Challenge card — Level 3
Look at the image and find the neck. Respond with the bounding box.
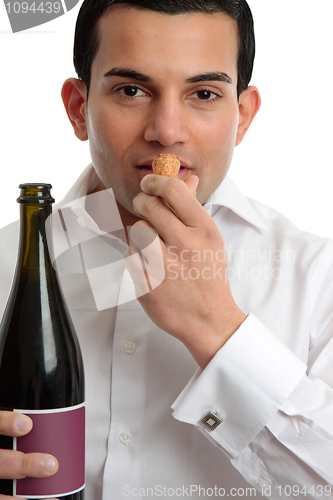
[115,200,144,228]
[90,177,144,229]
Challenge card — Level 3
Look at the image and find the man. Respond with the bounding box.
[0,1,332,499]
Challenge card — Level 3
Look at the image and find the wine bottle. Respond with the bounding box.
[0,184,85,499]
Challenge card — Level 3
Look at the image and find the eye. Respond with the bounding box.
[117,85,146,98]
[188,88,222,102]
[197,90,216,100]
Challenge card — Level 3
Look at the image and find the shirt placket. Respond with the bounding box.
[102,269,149,498]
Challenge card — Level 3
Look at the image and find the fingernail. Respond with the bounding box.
[17,416,30,432]
[133,197,139,213]
[140,175,150,190]
[45,457,57,472]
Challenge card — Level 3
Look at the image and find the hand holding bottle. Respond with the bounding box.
[0,410,59,499]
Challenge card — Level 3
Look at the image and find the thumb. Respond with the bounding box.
[184,175,199,196]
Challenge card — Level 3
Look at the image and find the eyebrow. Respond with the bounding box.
[103,67,232,85]
[186,72,232,85]
[103,67,153,82]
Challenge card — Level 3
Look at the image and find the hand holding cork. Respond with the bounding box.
[152,153,180,177]
[131,151,239,372]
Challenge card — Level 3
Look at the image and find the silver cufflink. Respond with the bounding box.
[200,411,223,431]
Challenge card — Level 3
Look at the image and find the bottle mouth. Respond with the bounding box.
[17,184,55,205]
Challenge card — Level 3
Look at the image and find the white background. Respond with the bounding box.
[0,1,332,238]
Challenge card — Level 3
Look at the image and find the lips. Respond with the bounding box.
[137,164,153,171]
[136,159,192,180]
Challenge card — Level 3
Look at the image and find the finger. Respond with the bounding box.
[0,412,32,437]
[133,191,184,243]
[129,223,158,252]
[0,449,58,480]
[184,175,199,196]
[139,174,204,227]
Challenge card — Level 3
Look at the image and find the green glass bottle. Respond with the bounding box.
[0,184,85,499]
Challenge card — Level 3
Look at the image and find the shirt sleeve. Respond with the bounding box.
[171,312,333,497]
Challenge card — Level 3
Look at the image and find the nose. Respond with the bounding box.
[143,96,191,147]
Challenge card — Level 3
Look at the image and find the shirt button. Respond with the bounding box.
[119,431,132,445]
[259,479,271,489]
[123,341,137,354]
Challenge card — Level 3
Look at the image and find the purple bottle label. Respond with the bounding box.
[13,403,85,499]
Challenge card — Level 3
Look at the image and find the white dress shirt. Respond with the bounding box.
[0,165,332,500]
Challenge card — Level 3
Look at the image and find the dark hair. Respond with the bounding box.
[73,0,255,98]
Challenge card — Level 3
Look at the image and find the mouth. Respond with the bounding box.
[136,162,192,181]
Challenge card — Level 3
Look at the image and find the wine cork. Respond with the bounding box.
[152,154,180,177]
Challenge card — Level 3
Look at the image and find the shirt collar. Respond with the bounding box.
[56,165,124,240]
[59,164,268,233]
[58,164,100,207]
[203,175,268,232]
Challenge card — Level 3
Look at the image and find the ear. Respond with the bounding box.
[61,78,88,141]
[235,86,261,146]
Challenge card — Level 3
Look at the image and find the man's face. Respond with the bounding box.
[84,4,244,215]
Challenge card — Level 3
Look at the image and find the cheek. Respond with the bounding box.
[88,105,141,166]
[202,113,238,170]
[195,113,238,203]
[87,114,129,181]
[87,109,115,155]
[209,109,238,146]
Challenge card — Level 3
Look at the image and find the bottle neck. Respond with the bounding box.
[17,204,55,280]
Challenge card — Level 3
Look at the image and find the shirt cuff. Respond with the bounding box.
[171,313,306,457]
